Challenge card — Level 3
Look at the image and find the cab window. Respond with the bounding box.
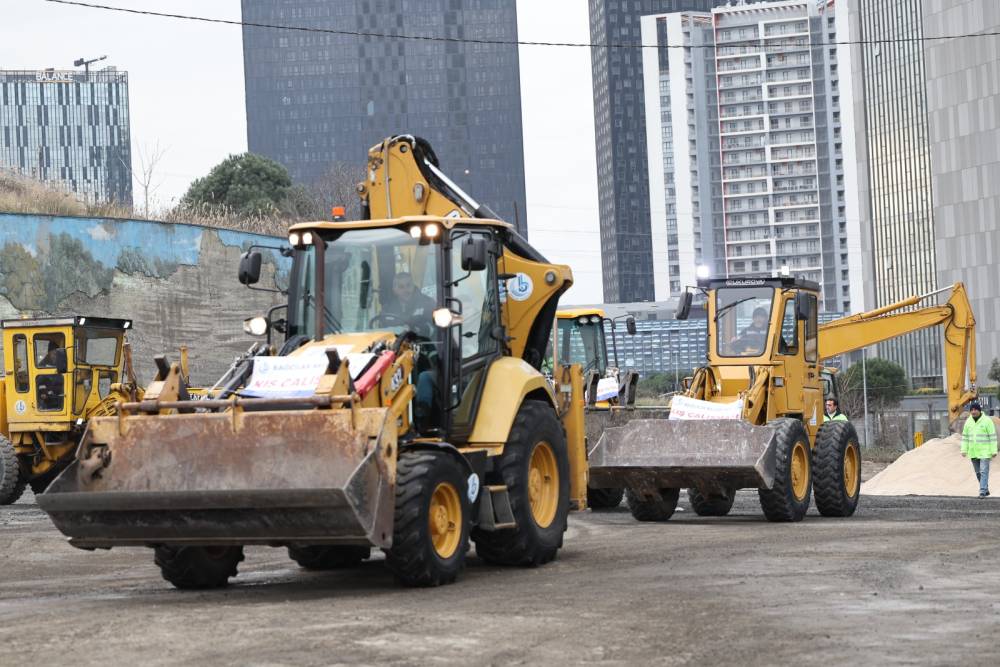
[778,299,798,355]
[33,332,65,369]
[803,294,818,362]
[75,329,120,366]
[12,334,29,393]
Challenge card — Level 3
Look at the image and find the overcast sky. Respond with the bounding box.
[0,0,603,302]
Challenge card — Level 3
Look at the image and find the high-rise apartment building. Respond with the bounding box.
[0,68,132,205]
[241,0,527,235]
[923,1,1000,383]
[641,0,864,313]
[589,0,726,304]
[848,0,940,387]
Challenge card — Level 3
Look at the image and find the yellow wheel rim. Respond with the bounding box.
[790,441,810,501]
[528,441,559,528]
[429,482,462,559]
[843,442,860,496]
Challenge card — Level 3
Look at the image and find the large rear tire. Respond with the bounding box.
[473,400,570,566]
[587,486,624,510]
[287,545,370,570]
[0,436,26,505]
[687,486,736,517]
[153,546,244,590]
[812,420,861,517]
[758,418,812,522]
[385,449,470,587]
[625,487,680,522]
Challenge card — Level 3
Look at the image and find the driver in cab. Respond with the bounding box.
[383,272,435,327]
[729,306,769,354]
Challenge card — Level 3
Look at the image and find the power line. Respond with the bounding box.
[42,0,1000,50]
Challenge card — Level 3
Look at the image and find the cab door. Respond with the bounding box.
[800,293,822,441]
[446,228,502,440]
[31,330,70,418]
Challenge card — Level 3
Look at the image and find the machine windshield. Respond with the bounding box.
[288,227,440,339]
[716,287,774,357]
[74,329,121,366]
[557,316,608,374]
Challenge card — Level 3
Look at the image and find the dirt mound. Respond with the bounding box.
[861,433,997,497]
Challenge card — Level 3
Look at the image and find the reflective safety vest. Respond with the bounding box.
[961,415,998,459]
[824,412,848,423]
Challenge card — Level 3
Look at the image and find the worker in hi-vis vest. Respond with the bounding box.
[824,398,848,423]
[961,401,997,498]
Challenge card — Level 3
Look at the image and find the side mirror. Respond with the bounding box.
[625,316,637,336]
[675,291,693,320]
[820,376,833,398]
[461,236,488,272]
[239,251,262,285]
[53,348,68,374]
[795,291,811,321]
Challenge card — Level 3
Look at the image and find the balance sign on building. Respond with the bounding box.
[641,0,864,313]
[0,69,132,206]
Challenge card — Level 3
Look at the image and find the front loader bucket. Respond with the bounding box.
[588,419,779,493]
[37,407,397,550]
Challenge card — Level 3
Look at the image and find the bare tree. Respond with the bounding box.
[132,142,168,218]
[283,161,365,221]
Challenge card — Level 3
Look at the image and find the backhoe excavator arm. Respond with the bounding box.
[818,283,977,421]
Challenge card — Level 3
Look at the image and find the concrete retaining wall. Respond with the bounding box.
[0,213,290,385]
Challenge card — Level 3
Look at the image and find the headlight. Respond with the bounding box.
[243,316,269,336]
[301,231,314,245]
[696,264,711,279]
[424,223,439,238]
[577,316,588,325]
[589,315,602,324]
[433,308,461,328]
[288,232,301,246]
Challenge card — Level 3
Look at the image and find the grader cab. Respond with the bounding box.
[38,214,589,589]
[0,317,137,504]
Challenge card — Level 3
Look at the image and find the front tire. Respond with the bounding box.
[687,486,736,517]
[153,546,244,589]
[0,436,26,505]
[287,545,370,570]
[385,449,470,587]
[473,400,570,566]
[587,486,624,510]
[812,420,861,517]
[625,487,680,522]
[758,418,812,522]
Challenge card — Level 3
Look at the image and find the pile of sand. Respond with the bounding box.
[861,433,998,497]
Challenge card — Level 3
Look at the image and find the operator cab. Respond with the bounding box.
[2,317,131,424]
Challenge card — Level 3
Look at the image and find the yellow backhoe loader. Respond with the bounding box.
[588,277,976,523]
[0,317,140,504]
[38,140,589,590]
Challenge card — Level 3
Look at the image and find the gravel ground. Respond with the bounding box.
[2,487,999,666]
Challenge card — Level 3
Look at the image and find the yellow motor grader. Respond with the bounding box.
[38,203,589,588]
[589,277,977,522]
[0,317,139,503]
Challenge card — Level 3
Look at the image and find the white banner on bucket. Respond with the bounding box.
[595,377,619,402]
[243,353,329,399]
[668,395,743,420]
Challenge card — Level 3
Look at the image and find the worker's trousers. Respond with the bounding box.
[972,458,991,496]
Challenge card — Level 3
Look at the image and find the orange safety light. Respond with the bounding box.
[331,205,346,220]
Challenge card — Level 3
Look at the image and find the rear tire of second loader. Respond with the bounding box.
[587,486,624,510]
[473,400,570,567]
[687,487,736,517]
[153,545,245,590]
[812,420,861,517]
[757,418,812,522]
[625,487,680,522]
[0,436,27,506]
[288,545,371,570]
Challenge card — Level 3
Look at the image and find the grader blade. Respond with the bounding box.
[37,405,397,549]
[587,419,779,493]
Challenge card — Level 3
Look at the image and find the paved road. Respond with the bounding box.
[2,489,999,666]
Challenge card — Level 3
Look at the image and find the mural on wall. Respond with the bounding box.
[0,213,291,385]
